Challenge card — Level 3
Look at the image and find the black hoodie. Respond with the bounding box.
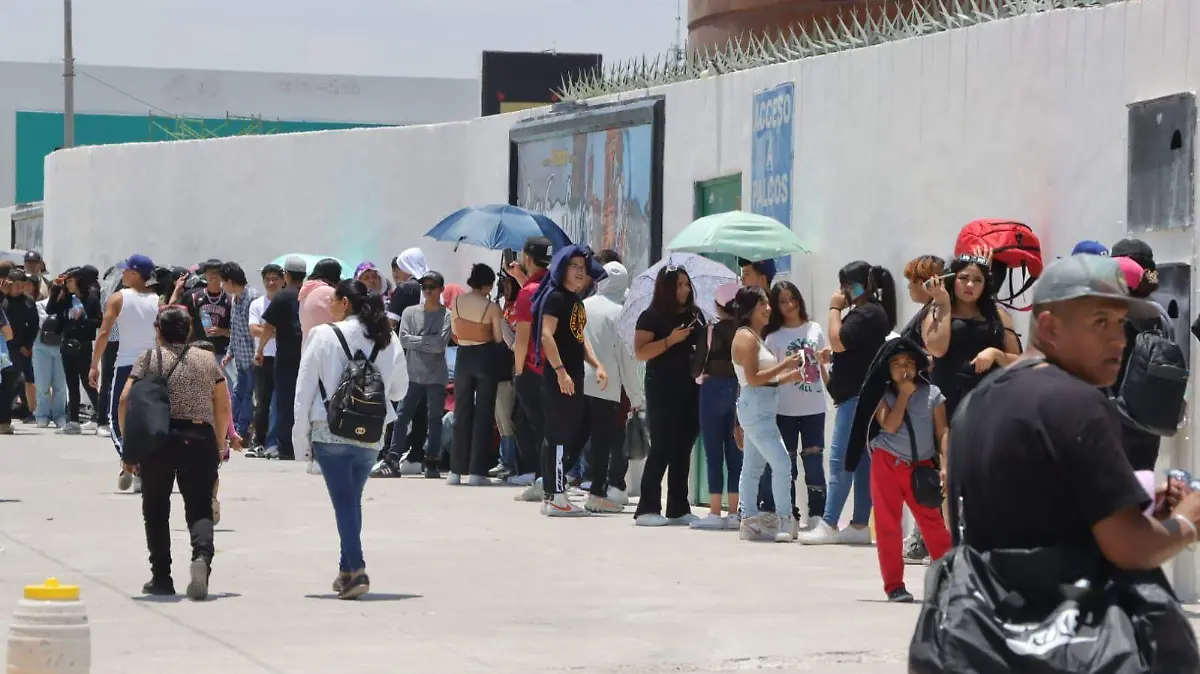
[46,283,103,344]
[845,336,932,472]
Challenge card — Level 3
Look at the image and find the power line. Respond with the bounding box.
[74,69,177,116]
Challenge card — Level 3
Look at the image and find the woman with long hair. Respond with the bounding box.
[800,261,896,546]
[688,283,742,530]
[448,263,505,485]
[730,286,803,542]
[762,281,829,532]
[49,265,103,434]
[633,265,704,526]
[119,306,230,599]
[921,252,1020,419]
[294,279,406,599]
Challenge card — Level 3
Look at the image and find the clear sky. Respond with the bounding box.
[0,0,683,79]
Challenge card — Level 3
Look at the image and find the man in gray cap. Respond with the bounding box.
[949,255,1200,574]
[257,255,306,460]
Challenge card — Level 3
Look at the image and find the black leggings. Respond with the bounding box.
[450,344,499,477]
[636,374,699,518]
[62,345,98,423]
[96,340,118,426]
[140,422,219,580]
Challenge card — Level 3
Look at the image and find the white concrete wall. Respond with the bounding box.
[43,0,1200,592]
[1,60,480,207]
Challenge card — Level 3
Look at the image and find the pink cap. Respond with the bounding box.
[715,282,739,309]
[1116,256,1145,290]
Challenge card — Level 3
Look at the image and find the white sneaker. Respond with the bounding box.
[739,513,773,541]
[507,472,536,487]
[81,420,98,434]
[244,446,262,458]
[805,515,823,531]
[117,469,133,492]
[445,473,462,486]
[725,512,742,530]
[305,461,322,475]
[798,519,842,545]
[467,475,492,486]
[97,425,111,438]
[689,513,727,530]
[775,516,796,543]
[635,513,670,527]
[398,460,424,476]
[668,512,699,526]
[838,525,872,546]
[35,419,50,429]
[579,480,592,491]
[606,487,629,506]
[57,422,82,435]
[515,478,544,502]
[132,476,143,493]
[544,493,590,517]
[584,495,623,513]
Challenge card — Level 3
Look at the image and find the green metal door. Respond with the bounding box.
[690,175,742,507]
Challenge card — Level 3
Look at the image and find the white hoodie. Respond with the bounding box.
[583,262,644,406]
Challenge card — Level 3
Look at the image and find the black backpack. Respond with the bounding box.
[122,346,190,464]
[1115,329,1188,437]
[319,325,388,443]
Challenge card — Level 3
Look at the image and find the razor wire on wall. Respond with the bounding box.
[558,0,1127,101]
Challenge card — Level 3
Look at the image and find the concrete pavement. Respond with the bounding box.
[1,425,1189,673]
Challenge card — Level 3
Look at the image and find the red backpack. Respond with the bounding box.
[954,219,1043,310]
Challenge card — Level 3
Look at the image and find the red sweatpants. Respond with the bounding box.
[869,450,952,594]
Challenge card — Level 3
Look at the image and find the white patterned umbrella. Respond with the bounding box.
[617,252,739,348]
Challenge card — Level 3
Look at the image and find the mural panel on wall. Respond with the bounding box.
[510,97,664,280]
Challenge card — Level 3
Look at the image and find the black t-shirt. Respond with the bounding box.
[263,286,302,362]
[388,280,421,334]
[636,307,703,382]
[184,288,232,354]
[955,364,1149,551]
[540,287,586,380]
[828,301,890,403]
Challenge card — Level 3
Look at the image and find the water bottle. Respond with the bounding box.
[6,578,91,674]
[201,312,213,331]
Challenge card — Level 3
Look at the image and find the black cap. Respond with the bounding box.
[419,271,445,289]
[1111,238,1155,271]
[24,251,42,263]
[523,236,552,267]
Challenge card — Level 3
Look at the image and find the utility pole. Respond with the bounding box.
[63,0,75,148]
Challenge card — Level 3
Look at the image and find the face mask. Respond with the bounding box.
[847,283,866,300]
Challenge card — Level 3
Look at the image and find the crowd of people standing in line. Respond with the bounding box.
[4,229,1190,604]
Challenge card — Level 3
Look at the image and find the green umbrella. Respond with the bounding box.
[667,211,809,261]
[269,253,352,276]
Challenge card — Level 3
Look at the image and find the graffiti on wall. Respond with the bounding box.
[515,124,654,277]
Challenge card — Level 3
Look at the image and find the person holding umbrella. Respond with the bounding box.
[633,264,706,527]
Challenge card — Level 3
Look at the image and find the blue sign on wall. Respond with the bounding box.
[750,82,795,274]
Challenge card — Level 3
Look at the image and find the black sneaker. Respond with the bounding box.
[338,572,370,600]
[423,464,441,479]
[142,577,176,596]
[887,587,915,603]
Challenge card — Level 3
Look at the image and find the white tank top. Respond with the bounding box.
[115,289,160,367]
[734,327,778,387]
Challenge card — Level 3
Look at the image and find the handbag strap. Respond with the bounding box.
[156,344,192,380]
[901,412,920,464]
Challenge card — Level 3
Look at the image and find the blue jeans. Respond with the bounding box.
[700,377,741,495]
[389,383,446,461]
[313,441,377,572]
[32,340,66,424]
[823,396,872,527]
[736,386,791,519]
[266,395,278,448]
[232,365,255,439]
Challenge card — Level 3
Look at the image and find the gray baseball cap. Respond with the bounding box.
[283,256,307,274]
[1032,254,1158,319]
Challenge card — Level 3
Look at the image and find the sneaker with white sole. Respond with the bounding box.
[515,478,544,502]
[97,425,111,438]
[838,525,872,545]
[584,495,623,513]
[544,494,590,517]
[798,519,842,545]
[507,472,536,487]
[132,476,143,493]
[668,512,699,526]
[775,516,796,543]
[81,420,98,434]
[739,513,773,541]
[446,473,462,486]
[57,422,82,435]
[244,446,262,458]
[35,419,50,429]
[606,487,629,506]
[725,512,742,530]
[467,475,492,486]
[398,460,424,476]
[186,559,210,600]
[689,513,727,530]
[117,469,133,492]
[635,513,670,527]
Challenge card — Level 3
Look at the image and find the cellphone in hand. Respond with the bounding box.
[923,273,955,288]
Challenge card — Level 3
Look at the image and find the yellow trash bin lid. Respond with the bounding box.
[24,578,80,601]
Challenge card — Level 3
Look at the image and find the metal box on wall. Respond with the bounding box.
[1127,93,1196,232]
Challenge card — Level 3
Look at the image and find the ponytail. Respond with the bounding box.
[335,279,391,351]
[870,266,897,329]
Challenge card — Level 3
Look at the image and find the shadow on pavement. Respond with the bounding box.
[133,592,242,603]
[304,593,421,602]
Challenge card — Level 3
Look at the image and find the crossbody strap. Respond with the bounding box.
[901,412,920,464]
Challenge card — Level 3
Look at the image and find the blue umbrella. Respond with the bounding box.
[425,204,571,252]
